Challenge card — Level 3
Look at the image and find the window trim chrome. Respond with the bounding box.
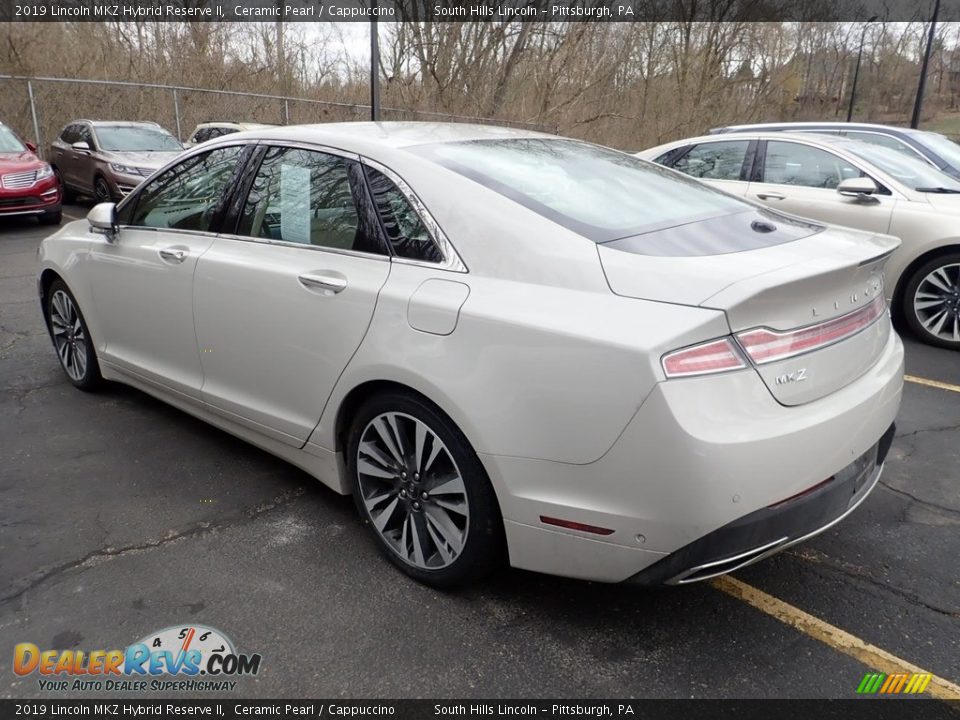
[360,156,468,274]
[211,231,391,262]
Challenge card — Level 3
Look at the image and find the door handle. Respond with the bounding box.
[159,248,187,263]
[756,191,786,201]
[298,272,347,295]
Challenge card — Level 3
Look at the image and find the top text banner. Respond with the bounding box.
[0,0,950,22]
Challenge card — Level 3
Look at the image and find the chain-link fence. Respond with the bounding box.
[0,75,553,159]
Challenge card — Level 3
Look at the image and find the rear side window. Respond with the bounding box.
[762,141,862,189]
[670,141,750,181]
[843,131,917,158]
[363,167,442,263]
[236,146,383,255]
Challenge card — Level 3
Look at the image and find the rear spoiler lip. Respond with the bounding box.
[859,248,896,267]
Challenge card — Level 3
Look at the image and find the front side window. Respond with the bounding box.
[363,166,442,263]
[124,145,243,231]
[762,141,861,189]
[670,141,750,181]
[96,125,182,152]
[60,124,79,144]
[76,125,94,149]
[236,146,381,254]
[839,139,960,192]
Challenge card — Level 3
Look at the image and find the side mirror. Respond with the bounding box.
[71,141,90,152]
[25,141,37,153]
[837,177,879,201]
[87,202,117,240]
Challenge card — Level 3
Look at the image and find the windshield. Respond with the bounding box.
[914,131,960,171]
[840,139,960,191]
[96,125,182,152]
[0,125,27,153]
[414,138,751,242]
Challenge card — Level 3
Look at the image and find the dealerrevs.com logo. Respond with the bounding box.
[13,624,262,692]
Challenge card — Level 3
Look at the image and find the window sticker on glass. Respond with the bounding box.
[280,163,311,244]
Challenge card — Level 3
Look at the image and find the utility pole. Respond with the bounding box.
[846,16,878,123]
[370,4,381,121]
[911,0,941,129]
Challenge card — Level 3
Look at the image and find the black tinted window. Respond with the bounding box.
[363,167,442,263]
[61,124,79,144]
[672,141,750,181]
[127,146,243,231]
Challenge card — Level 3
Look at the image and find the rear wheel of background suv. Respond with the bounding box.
[902,251,960,350]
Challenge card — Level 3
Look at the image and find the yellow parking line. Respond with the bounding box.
[711,575,960,701]
[905,375,960,394]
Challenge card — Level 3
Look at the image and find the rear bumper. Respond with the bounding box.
[627,423,894,585]
[483,328,904,583]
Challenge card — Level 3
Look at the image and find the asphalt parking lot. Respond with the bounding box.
[1,204,958,700]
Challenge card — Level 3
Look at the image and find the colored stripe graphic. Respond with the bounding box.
[857,672,933,694]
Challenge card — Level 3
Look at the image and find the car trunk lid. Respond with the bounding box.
[597,213,899,405]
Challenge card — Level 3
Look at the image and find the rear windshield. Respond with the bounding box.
[96,125,182,152]
[0,125,26,153]
[413,138,751,242]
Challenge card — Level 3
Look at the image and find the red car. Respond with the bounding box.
[0,122,61,225]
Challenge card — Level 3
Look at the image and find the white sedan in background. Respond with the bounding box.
[639,132,960,350]
[38,123,901,587]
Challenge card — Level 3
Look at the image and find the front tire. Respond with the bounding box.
[347,391,505,588]
[902,252,960,350]
[46,279,102,390]
[93,175,112,204]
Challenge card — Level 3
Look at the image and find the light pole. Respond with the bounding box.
[911,0,941,129]
[847,16,878,123]
[370,3,381,122]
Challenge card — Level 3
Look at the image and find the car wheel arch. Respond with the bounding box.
[893,242,960,319]
[39,268,65,327]
[332,378,504,498]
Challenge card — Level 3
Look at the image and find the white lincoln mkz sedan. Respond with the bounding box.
[38,123,903,587]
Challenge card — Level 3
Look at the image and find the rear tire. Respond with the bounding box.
[347,391,505,588]
[46,279,102,391]
[901,251,960,350]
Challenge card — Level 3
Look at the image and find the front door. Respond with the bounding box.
[193,144,392,446]
[87,145,247,397]
[747,139,895,235]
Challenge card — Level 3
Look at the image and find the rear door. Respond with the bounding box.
[193,143,392,447]
[658,139,754,197]
[51,124,79,188]
[747,139,894,234]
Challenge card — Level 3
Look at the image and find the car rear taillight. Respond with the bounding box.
[661,338,747,378]
[735,295,887,365]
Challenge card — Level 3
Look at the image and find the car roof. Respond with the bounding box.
[239,121,552,151]
[79,120,163,128]
[714,121,918,136]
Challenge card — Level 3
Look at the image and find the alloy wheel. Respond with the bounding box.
[94,177,111,203]
[356,412,469,570]
[49,289,88,382]
[913,262,960,343]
